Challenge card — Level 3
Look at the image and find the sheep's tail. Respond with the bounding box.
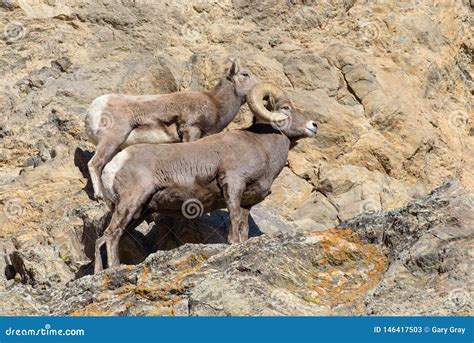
[101,149,130,211]
[101,183,119,211]
[85,94,111,145]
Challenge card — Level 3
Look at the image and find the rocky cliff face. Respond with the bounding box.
[0,0,472,315]
[1,181,472,316]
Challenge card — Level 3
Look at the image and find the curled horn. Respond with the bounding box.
[246,83,288,122]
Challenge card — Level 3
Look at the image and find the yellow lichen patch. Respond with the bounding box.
[69,303,114,316]
[303,228,388,313]
[313,229,366,266]
[134,265,151,297]
[302,294,324,304]
[174,253,208,270]
[187,253,207,266]
[133,253,204,316]
[115,284,134,296]
[101,272,110,290]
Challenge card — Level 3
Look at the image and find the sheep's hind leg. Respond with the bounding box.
[88,133,129,200]
[88,153,103,200]
[105,192,153,269]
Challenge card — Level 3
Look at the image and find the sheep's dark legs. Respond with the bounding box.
[104,211,132,268]
[94,236,106,273]
[227,204,250,244]
[102,192,152,270]
[238,207,251,243]
[94,208,151,273]
[222,180,246,244]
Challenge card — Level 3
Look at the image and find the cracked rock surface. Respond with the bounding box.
[0,0,472,315]
[1,181,471,316]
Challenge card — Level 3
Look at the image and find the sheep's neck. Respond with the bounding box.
[208,81,244,133]
[247,124,291,176]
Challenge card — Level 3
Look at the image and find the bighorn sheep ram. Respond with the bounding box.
[94,83,317,272]
[85,59,286,200]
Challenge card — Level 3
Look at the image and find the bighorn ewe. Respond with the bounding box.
[85,59,287,200]
[94,83,317,272]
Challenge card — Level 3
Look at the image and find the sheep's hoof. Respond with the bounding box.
[94,261,104,274]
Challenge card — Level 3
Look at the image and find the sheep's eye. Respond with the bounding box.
[281,106,291,111]
[242,72,250,78]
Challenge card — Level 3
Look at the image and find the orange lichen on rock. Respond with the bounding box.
[132,253,205,315]
[69,303,115,316]
[305,228,388,313]
[101,272,110,289]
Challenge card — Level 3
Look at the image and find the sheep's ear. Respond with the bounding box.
[228,58,241,76]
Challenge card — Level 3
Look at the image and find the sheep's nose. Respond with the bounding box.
[311,121,318,129]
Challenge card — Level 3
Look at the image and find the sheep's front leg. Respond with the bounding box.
[222,180,245,244]
[238,207,251,243]
[94,236,106,273]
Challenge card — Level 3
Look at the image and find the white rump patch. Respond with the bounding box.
[86,94,110,141]
[101,149,130,201]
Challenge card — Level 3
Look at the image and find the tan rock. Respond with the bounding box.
[0,0,472,316]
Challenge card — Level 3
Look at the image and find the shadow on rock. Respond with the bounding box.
[76,209,263,278]
[73,147,95,200]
